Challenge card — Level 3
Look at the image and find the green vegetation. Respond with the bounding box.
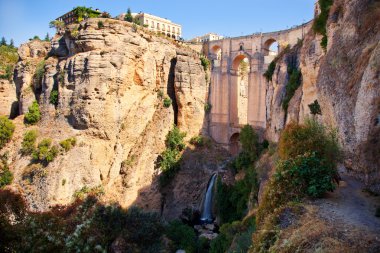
[313,0,334,50]
[59,137,77,152]
[263,61,276,82]
[44,33,51,42]
[308,99,322,116]
[124,8,133,22]
[189,135,210,148]
[210,218,255,253]
[73,6,101,22]
[73,185,104,199]
[21,130,38,155]
[97,20,104,29]
[166,220,197,252]
[34,60,46,84]
[24,101,41,125]
[157,90,164,99]
[0,42,18,80]
[0,154,13,188]
[32,138,59,165]
[204,103,212,113]
[159,126,186,187]
[282,68,302,112]
[0,116,15,150]
[0,192,165,252]
[215,125,260,224]
[163,97,172,108]
[200,56,210,71]
[49,90,59,106]
[49,20,65,30]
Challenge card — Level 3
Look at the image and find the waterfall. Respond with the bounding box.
[200,174,217,223]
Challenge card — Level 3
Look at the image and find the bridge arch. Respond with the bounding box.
[229,132,240,155]
[263,38,279,56]
[211,45,222,60]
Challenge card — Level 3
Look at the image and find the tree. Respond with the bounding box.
[0,37,6,46]
[308,100,322,116]
[44,33,50,42]
[9,39,14,48]
[49,20,65,30]
[0,116,15,149]
[125,8,133,22]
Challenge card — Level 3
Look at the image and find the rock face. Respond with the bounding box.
[0,80,17,118]
[5,19,210,212]
[266,0,380,192]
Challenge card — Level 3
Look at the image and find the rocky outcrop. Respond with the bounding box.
[0,80,17,118]
[4,18,210,211]
[266,0,380,192]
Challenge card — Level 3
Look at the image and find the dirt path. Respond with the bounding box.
[316,171,380,235]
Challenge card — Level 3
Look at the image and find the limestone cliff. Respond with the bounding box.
[266,0,380,192]
[2,18,210,212]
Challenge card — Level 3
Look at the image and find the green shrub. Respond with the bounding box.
[0,116,15,149]
[263,60,276,82]
[97,20,104,29]
[309,100,322,116]
[0,44,18,80]
[166,220,197,253]
[278,118,341,167]
[21,130,38,155]
[240,124,259,161]
[49,90,59,106]
[313,0,333,50]
[32,138,59,164]
[210,221,248,253]
[282,68,302,112]
[0,155,13,188]
[200,56,210,71]
[159,126,186,187]
[73,185,104,199]
[190,135,209,147]
[165,126,186,151]
[163,97,172,108]
[216,168,258,224]
[59,137,76,152]
[34,60,45,83]
[24,101,41,125]
[204,103,212,113]
[124,8,133,22]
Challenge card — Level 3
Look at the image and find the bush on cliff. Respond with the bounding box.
[313,0,333,50]
[0,155,13,188]
[24,101,41,125]
[282,68,302,112]
[159,126,186,187]
[21,130,38,155]
[32,138,59,165]
[0,116,15,150]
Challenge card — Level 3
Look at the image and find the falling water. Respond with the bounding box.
[200,174,217,223]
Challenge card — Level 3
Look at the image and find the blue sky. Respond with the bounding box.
[0,0,316,46]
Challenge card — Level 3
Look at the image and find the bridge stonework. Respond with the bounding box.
[206,22,313,153]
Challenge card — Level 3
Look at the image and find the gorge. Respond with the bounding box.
[0,0,379,252]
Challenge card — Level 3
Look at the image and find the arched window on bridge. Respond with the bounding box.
[263,38,279,56]
[211,45,222,60]
[232,54,250,126]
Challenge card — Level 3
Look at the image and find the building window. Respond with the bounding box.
[151,21,154,28]
[167,26,170,32]
[162,24,165,31]
[157,23,160,29]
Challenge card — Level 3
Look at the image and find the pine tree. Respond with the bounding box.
[10,39,14,48]
[0,37,6,46]
[44,33,50,42]
[125,8,133,22]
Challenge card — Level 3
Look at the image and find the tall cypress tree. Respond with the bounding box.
[125,8,133,22]
[0,37,6,46]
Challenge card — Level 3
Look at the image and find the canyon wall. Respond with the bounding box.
[2,18,211,212]
[266,0,380,192]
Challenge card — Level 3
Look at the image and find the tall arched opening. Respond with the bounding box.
[231,54,250,127]
[263,38,279,56]
[229,133,240,155]
[211,45,222,60]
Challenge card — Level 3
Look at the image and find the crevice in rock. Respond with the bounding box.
[167,58,178,125]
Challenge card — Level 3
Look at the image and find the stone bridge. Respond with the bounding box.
[205,21,313,154]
